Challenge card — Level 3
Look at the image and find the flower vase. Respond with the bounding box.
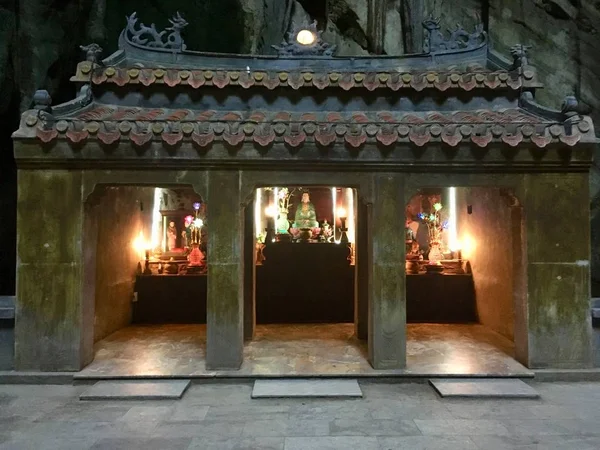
[276,210,290,234]
[428,242,444,262]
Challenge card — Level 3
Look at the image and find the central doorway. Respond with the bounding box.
[243,186,369,372]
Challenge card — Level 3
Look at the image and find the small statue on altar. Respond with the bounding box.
[293,191,319,229]
[320,219,332,242]
[167,221,177,250]
[183,215,193,249]
[181,230,188,249]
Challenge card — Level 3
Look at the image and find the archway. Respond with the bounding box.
[241,184,373,374]
[81,183,209,376]
[404,185,529,374]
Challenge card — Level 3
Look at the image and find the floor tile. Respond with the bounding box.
[77,323,531,377]
[89,437,191,450]
[284,436,379,450]
[378,436,478,450]
[188,437,284,450]
[329,418,421,436]
[414,419,510,436]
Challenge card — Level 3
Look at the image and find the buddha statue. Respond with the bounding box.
[293,191,319,229]
[167,221,177,251]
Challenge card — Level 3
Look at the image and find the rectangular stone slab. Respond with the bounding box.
[429,378,539,399]
[252,379,362,398]
[80,380,191,400]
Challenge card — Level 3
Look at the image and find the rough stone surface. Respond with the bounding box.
[252,379,363,398]
[457,188,515,341]
[429,378,540,399]
[524,173,593,368]
[206,171,244,370]
[369,173,406,370]
[15,170,86,371]
[92,186,154,343]
[2,382,600,449]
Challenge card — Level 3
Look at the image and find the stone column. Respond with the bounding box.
[355,200,369,340]
[523,172,593,368]
[206,170,244,370]
[368,173,406,369]
[15,170,88,371]
[243,201,256,340]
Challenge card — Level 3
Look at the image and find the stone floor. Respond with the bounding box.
[76,324,531,379]
[1,381,600,449]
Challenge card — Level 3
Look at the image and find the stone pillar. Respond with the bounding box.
[206,170,244,370]
[243,201,256,340]
[368,174,406,369]
[15,170,88,371]
[511,203,528,366]
[524,173,593,368]
[355,200,369,340]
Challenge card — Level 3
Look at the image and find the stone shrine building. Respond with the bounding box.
[10,13,597,375]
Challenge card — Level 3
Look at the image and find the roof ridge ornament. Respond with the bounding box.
[510,44,532,70]
[520,91,590,125]
[124,12,188,51]
[272,21,337,57]
[80,43,103,64]
[422,14,487,54]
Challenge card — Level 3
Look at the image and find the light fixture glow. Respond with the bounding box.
[332,187,337,241]
[255,188,262,238]
[132,231,150,258]
[265,204,277,217]
[346,188,355,243]
[337,207,347,219]
[151,188,162,250]
[448,187,458,251]
[296,29,316,46]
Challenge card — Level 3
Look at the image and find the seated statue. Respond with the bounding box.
[292,191,319,229]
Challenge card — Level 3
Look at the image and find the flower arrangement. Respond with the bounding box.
[417,202,448,246]
[264,187,298,212]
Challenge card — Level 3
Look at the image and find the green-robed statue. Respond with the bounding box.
[293,191,318,229]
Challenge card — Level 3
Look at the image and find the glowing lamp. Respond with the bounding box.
[265,204,277,217]
[296,29,316,46]
[132,231,147,254]
[337,207,349,244]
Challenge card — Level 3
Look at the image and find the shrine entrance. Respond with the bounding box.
[404,186,529,375]
[81,184,209,377]
[242,186,371,374]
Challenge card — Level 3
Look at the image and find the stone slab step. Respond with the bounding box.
[429,378,539,399]
[252,379,362,398]
[80,380,191,401]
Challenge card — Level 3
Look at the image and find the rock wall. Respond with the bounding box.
[1,0,599,294]
[93,186,154,343]
[457,187,516,341]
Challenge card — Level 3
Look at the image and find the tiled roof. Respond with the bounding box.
[72,63,536,91]
[22,106,591,148]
